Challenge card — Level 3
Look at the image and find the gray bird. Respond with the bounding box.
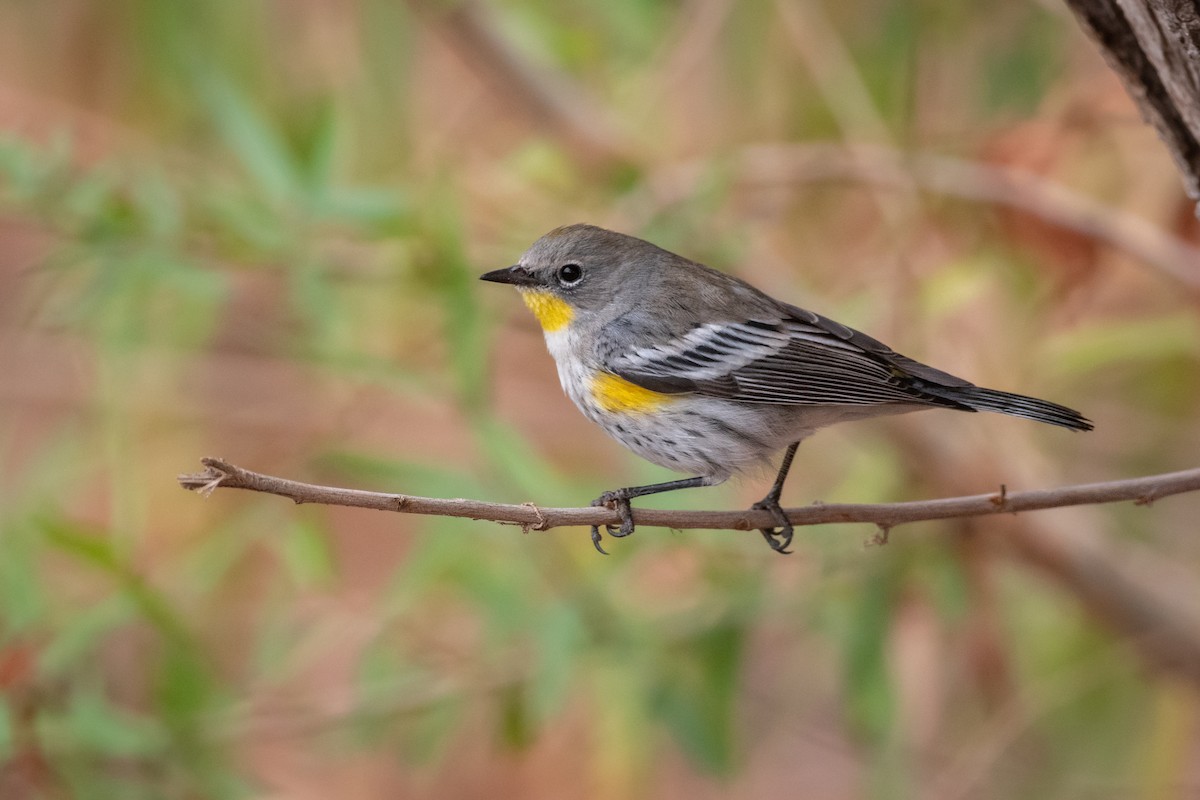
[481,224,1091,553]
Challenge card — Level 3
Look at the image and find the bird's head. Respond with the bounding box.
[480,224,670,332]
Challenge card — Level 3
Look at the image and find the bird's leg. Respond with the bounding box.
[590,476,711,555]
[752,442,800,555]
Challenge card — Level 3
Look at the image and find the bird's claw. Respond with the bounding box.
[590,525,609,555]
[590,491,635,554]
[752,495,794,555]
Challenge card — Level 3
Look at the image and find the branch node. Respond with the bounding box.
[866,524,892,548]
[990,483,1008,509]
[520,502,548,533]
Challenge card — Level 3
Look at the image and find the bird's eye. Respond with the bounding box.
[557,263,583,286]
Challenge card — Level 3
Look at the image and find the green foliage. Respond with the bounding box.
[650,621,744,774]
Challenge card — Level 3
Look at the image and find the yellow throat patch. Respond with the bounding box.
[519,289,573,332]
[590,373,674,414]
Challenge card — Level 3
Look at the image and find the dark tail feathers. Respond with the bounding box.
[951,386,1093,431]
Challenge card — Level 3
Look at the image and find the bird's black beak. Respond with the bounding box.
[479,265,538,287]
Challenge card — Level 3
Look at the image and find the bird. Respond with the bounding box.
[480,224,1092,554]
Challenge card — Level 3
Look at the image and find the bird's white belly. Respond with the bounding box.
[541,329,789,479]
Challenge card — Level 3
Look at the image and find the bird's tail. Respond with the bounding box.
[948,386,1093,431]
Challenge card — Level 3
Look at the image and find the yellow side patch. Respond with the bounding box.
[519,290,574,332]
[591,372,674,414]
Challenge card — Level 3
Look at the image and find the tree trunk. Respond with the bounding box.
[1065,0,1200,206]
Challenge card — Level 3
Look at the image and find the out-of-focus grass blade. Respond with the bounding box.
[396,694,462,765]
[918,259,995,321]
[1048,315,1200,374]
[843,560,898,742]
[179,508,272,598]
[289,255,342,355]
[426,199,489,412]
[155,645,217,730]
[353,643,464,764]
[474,416,580,501]
[203,189,291,254]
[129,167,184,243]
[280,519,337,589]
[982,8,1062,113]
[300,99,337,199]
[0,133,74,203]
[319,450,490,499]
[0,698,11,760]
[195,70,300,206]
[652,622,743,775]
[59,689,168,758]
[0,520,47,632]
[39,517,193,647]
[38,598,134,679]
[530,603,586,722]
[924,547,972,626]
[320,185,413,229]
[497,682,536,749]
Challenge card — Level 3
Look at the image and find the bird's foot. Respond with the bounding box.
[590,490,635,555]
[752,494,793,555]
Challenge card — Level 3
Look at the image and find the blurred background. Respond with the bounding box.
[1,1,1199,797]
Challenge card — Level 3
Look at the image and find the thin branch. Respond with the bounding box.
[409,0,633,167]
[635,142,1200,292]
[178,458,1200,533]
[740,143,1200,292]
[890,424,1200,687]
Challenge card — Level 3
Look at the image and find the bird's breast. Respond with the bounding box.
[540,327,674,416]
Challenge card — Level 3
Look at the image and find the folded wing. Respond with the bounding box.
[608,307,974,409]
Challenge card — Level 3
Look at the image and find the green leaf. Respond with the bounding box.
[320,185,412,228]
[155,644,217,727]
[473,416,579,500]
[397,694,462,765]
[652,622,743,774]
[1048,314,1200,374]
[318,450,489,499]
[300,99,338,195]
[497,682,536,749]
[196,70,299,205]
[530,604,586,721]
[63,690,168,758]
[427,200,489,411]
[39,518,193,646]
[843,562,897,742]
[280,519,336,589]
[0,520,47,631]
[38,598,134,679]
[0,698,12,760]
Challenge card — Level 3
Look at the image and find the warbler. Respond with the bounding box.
[481,224,1092,554]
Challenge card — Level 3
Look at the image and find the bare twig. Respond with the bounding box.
[741,143,1200,291]
[409,0,632,167]
[635,142,1200,291]
[179,458,1200,533]
[890,423,1200,688]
